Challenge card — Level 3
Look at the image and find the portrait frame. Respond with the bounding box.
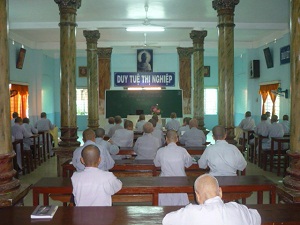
[204,66,210,77]
[78,66,88,77]
[137,49,153,72]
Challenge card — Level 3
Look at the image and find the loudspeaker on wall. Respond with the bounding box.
[250,60,260,78]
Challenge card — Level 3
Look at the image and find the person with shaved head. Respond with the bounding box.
[71,145,122,206]
[72,128,115,172]
[179,118,206,146]
[162,174,261,225]
[154,130,193,206]
[198,125,247,176]
[110,120,134,147]
[165,112,180,131]
[149,118,165,147]
[177,117,191,138]
[107,115,123,137]
[135,114,146,132]
[95,128,119,155]
[133,122,160,159]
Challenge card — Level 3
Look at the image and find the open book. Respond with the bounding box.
[31,205,58,219]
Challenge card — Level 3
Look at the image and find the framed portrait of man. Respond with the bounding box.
[137,49,153,72]
[78,66,88,77]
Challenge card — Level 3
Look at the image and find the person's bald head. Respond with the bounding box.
[143,122,153,133]
[80,145,101,167]
[212,125,226,140]
[124,120,133,130]
[95,128,105,138]
[189,119,198,128]
[82,128,96,142]
[166,130,178,144]
[194,174,222,204]
[148,118,157,128]
[271,115,278,123]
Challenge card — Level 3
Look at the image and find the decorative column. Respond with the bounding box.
[213,0,239,142]
[0,0,30,207]
[55,0,81,147]
[83,30,100,130]
[190,30,207,130]
[276,0,300,203]
[177,47,193,115]
[97,48,112,115]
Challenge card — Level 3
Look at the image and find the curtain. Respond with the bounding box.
[259,83,279,114]
[10,84,28,118]
[269,91,277,115]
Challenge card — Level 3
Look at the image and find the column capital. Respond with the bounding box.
[97,47,113,59]
[177,47,194,58]
[83,30,100,44]
[212,0,239,11]
[54,0,81,9]
[190,30,207,44]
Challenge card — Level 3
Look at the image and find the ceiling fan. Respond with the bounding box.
[126,4,165,32]
[270,87,289,98]
[131,33,161,49]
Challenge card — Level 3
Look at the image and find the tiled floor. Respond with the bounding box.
[19,132,284,206]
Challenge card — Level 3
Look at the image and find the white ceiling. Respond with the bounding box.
[8,0,290,56]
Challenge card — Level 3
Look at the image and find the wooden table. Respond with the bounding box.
[32,175,276,206]
[2,204,300,225]
[112,159,158,176]
[62,159,206,178]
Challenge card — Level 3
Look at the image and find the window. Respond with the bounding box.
[204,88,218,115]
[263,94,280,117]
[76,88,88,115]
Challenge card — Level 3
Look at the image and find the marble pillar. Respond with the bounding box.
[0,0,31,207]
[97,48,112,115]
[83,30,100,130]
[276,0,300,203]
[0,0,19,193]
[177,47,193,115]
[190,30,207,130]
[55,0,81,147]
[213,0,239,142]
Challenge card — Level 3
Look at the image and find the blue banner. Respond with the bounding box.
[114,72,175,87]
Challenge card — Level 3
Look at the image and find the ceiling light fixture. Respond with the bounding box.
[126,4,165,32]
[126,26,165,32]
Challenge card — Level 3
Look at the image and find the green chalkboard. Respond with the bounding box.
[105,90,183,118]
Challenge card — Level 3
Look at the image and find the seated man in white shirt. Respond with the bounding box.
[72,128,115,172]
[162,174,261,225]
[149,118,165,147]
[154,130,193,206]
[11,112,18,127]
[262,115,288,150]
[107,115,123,138]
[135,114,146,132]
[34,112,55,156]
[95,128,119,155]
[198,125,247,176]
[280,114,290,134]
[104,117,115,136]
[177,117,191,138]
[22,117,38,151]
[111,120,134,147]
[71,145,122,206]
[235,111,256,142]
[179,118,206,146]
[134,122,160,160]
[165,112,180,132]
[11,117,32,171]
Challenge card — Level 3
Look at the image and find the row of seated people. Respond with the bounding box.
[67,127,258,224]
[11,112,55,175]
[238,112,290,175]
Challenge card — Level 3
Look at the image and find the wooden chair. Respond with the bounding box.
[38,130,51,161]
[12,139,34,175]
[269,137,290,176]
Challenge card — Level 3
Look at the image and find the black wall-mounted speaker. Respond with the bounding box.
[250,60,260,78]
